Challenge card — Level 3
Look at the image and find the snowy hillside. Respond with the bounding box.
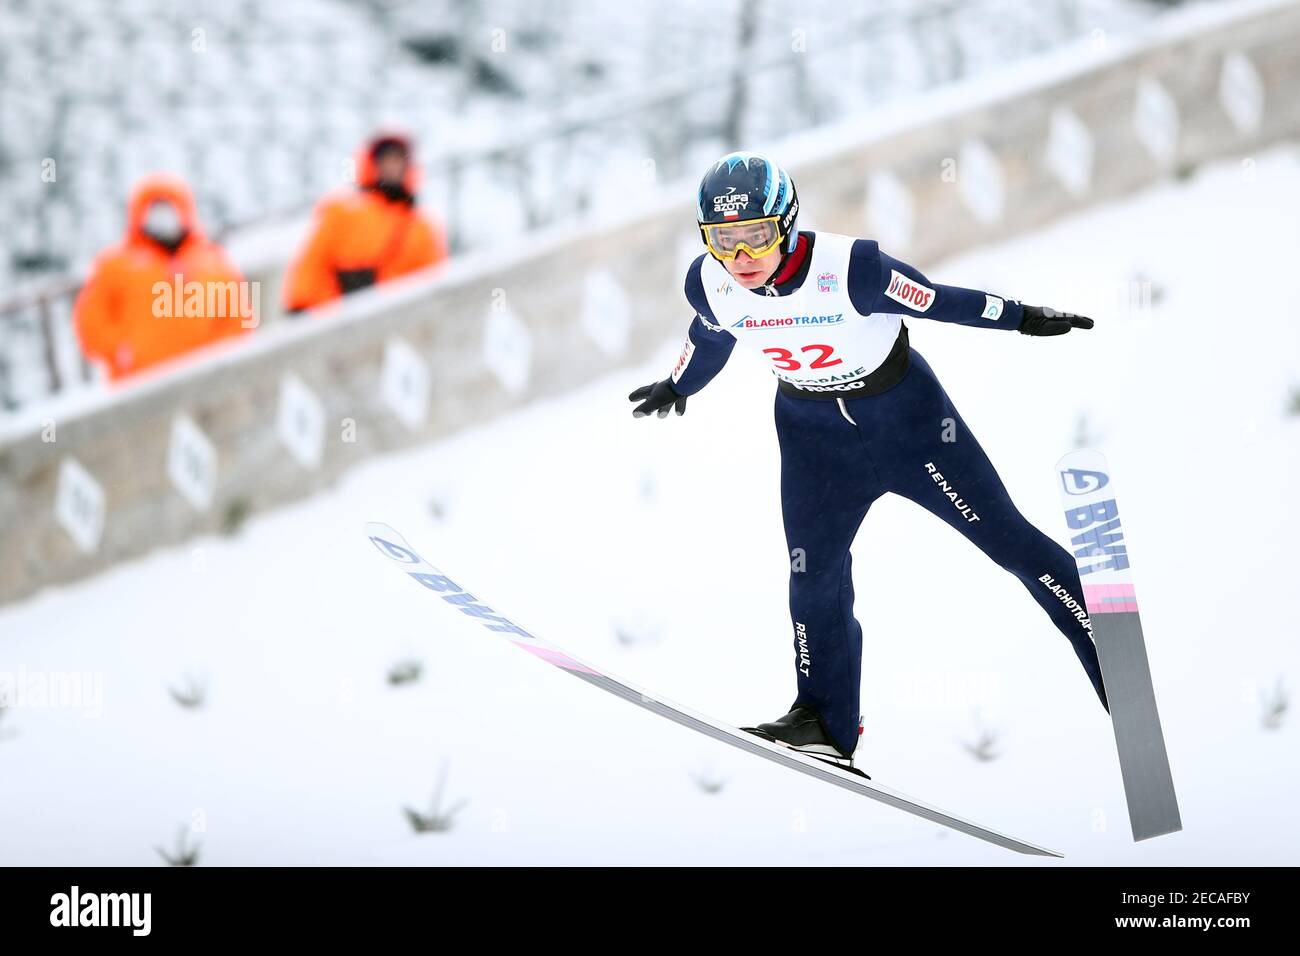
[1,143,1297,865]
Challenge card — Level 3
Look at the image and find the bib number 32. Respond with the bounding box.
[762,344,842,371]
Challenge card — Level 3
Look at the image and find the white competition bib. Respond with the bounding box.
[699,232,903,392]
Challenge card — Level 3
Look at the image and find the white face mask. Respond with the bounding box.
[142,200,184,244]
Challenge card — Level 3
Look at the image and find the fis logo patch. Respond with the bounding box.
[884,269,935,312]
[817,272,838,293]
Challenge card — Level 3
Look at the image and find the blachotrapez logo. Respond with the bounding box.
[731,313,844,330]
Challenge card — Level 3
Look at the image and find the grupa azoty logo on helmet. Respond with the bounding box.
[713,186,751,218]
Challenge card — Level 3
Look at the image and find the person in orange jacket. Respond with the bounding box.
[282,132,448,313]
[74,173,253,382]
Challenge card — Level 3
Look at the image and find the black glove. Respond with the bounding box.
[629,379,687,418]
[1018,304,1094,336]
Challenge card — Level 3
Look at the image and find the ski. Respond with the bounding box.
[1055,450,1181,841]
[365,521,1063,858]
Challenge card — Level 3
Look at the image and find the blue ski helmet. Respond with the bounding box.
[696,152,800,260]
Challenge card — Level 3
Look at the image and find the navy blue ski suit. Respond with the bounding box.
[669,232,1108,755]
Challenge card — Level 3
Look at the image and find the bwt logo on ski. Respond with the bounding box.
[369,535,531,639]
[712,186,750,218]
[1063,498,1130,574]
[732,313,844,330]
[50,886,151,936]
[795,621,812,677]
[1060,467,1110,496]
[884,269,934,312]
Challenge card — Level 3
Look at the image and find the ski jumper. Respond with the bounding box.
[671,231,1109,754]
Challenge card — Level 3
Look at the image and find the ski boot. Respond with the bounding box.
[741,706,868,778]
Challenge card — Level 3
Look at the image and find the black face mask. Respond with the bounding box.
[145,229,188,256]
[372,180,415,206]
[141,199,188,254]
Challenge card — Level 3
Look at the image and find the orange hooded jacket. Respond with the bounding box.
[73,174,252,381]
[281,132,448,313]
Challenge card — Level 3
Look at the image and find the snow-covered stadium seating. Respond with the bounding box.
[0,0,1165,409]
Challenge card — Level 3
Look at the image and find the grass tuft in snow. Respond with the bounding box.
[386,658,424,687]
[689,762,728,795]
[168,673,208,711]
[427,491,454,521]
[1261,678,1288,731]
[220,498,252,536]
[156,826,201,867]
[961,710,1002,763]
[613,621,662,648]
[403,761,469,834]
[1072,411,1099,449]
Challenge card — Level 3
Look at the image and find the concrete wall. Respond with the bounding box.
[3,0,1299,605]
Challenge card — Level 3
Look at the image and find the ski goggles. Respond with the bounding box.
[699,216,785,261]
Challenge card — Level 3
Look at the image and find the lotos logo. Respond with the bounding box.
[1060,467,1109,496]
[671,339,695,383]
[883,269,934,312]
[817,272,838,293]
[713,186,750,218]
